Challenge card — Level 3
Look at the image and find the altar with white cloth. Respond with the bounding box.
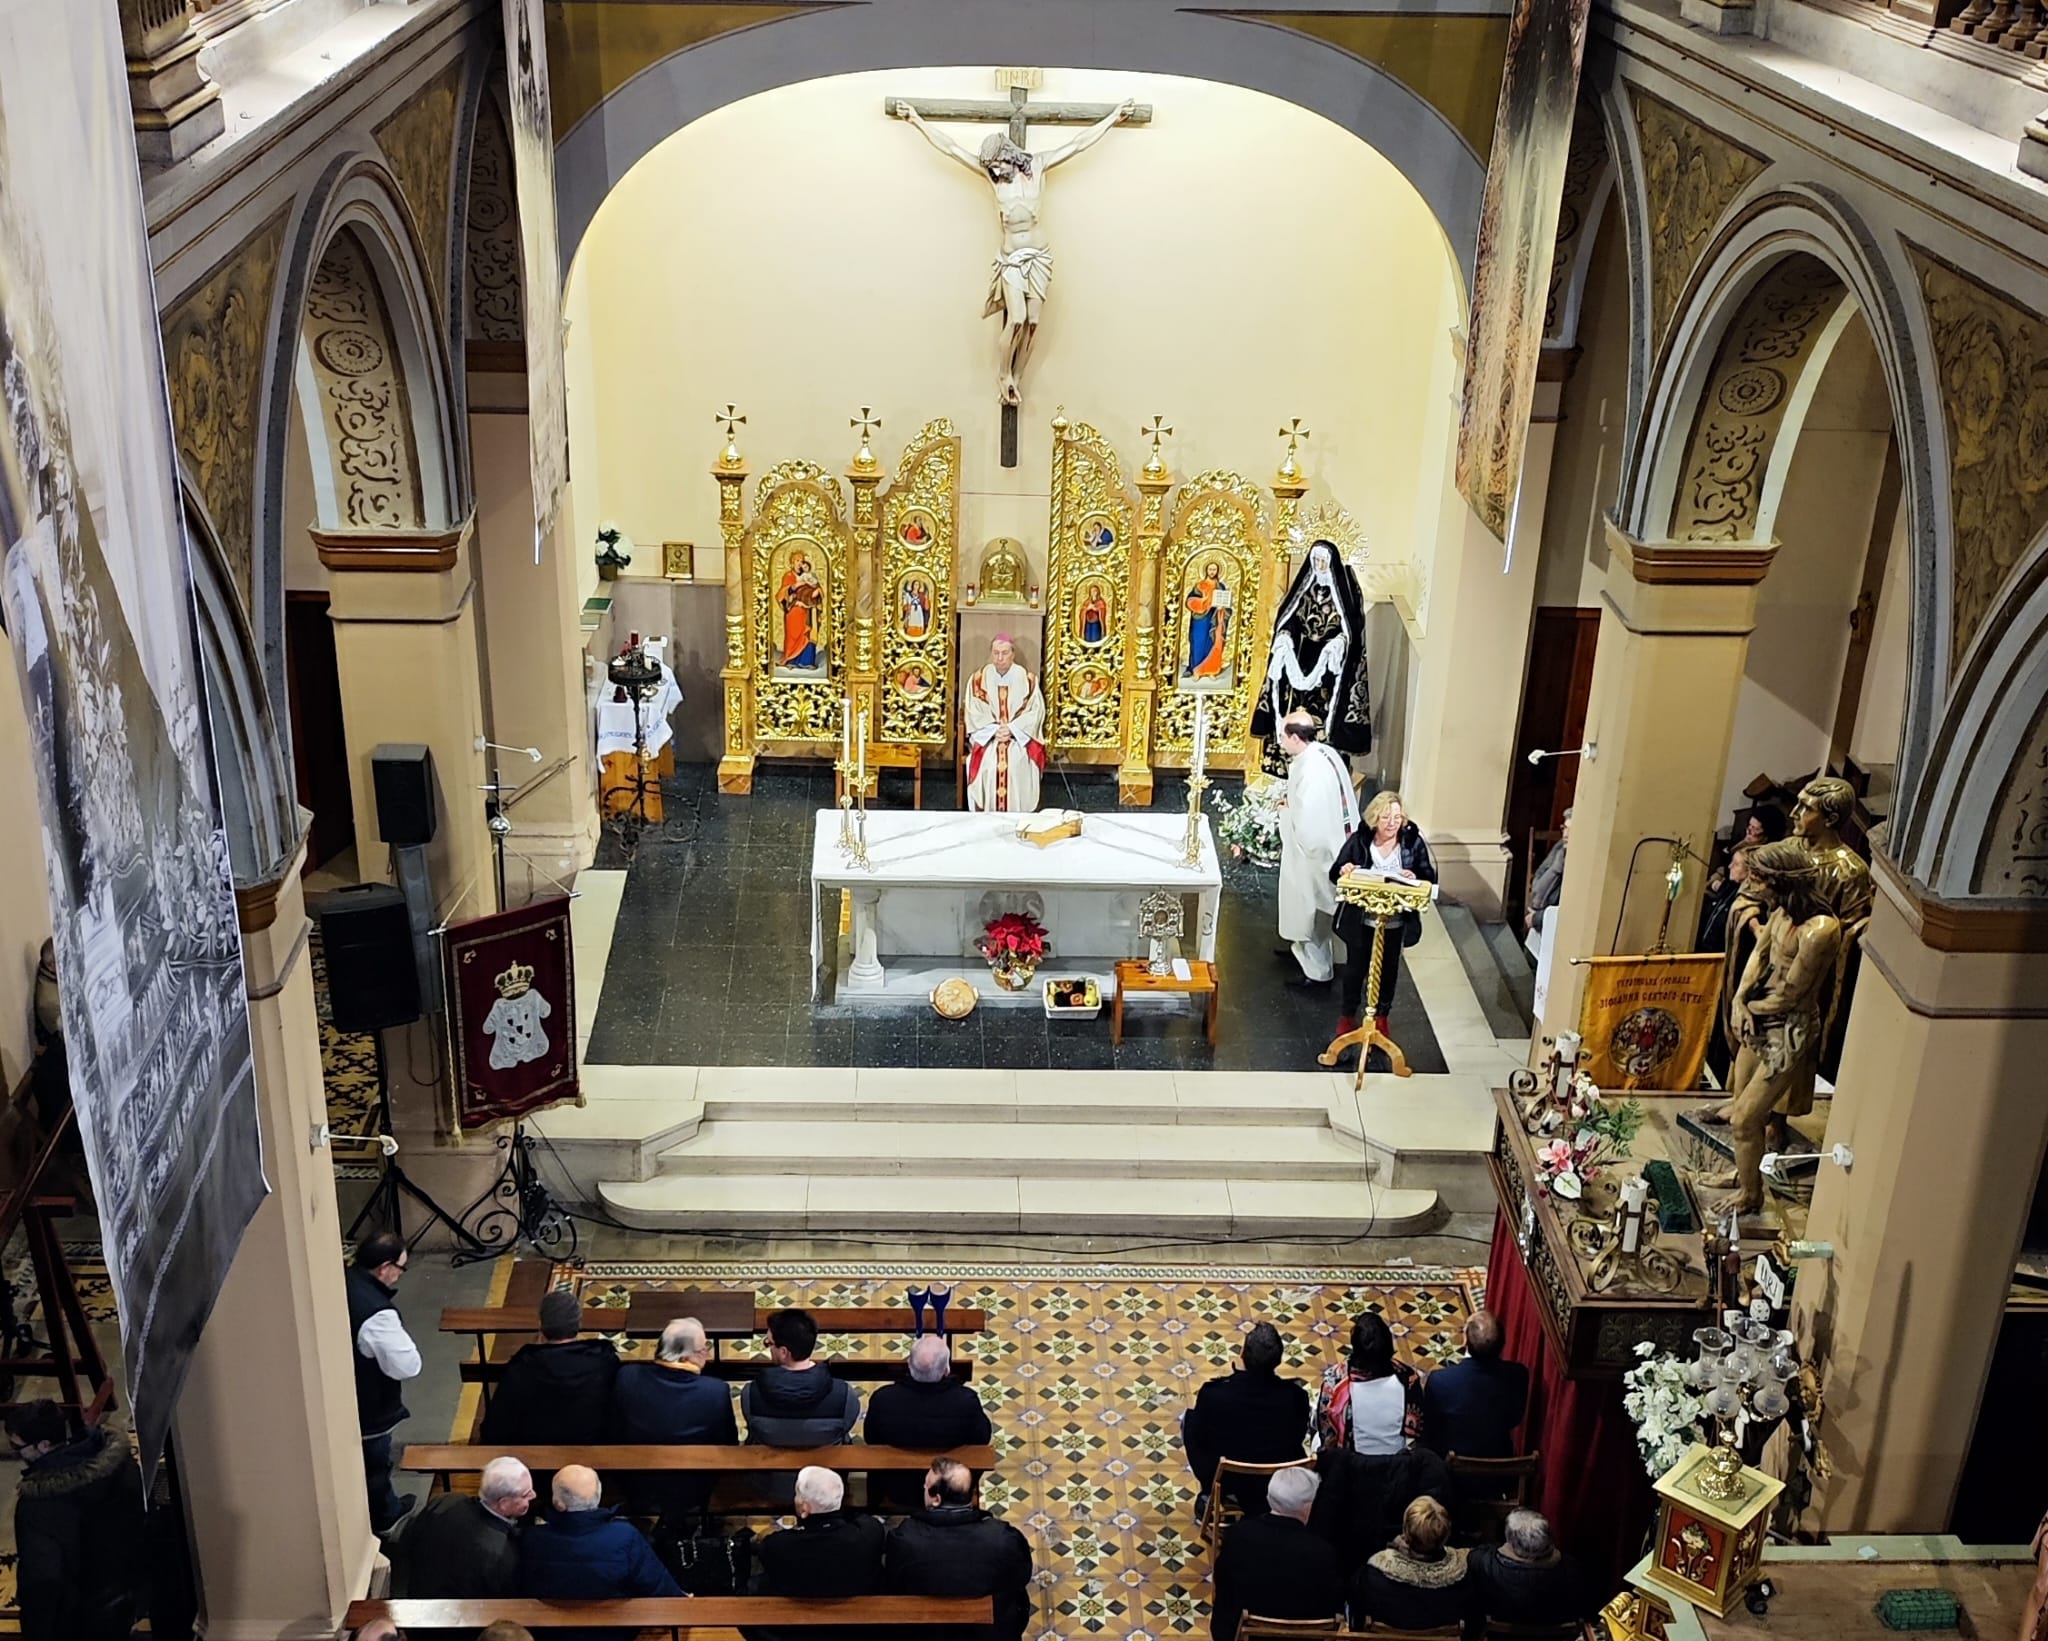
[810,810,1223,1004]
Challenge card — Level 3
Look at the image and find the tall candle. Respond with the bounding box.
[1193,695,1209,771]
[841,697,852,766]
[857,708,866,789]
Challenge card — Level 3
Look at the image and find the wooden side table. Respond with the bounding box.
[1112,958,1220,1046]
[835,743,924,810]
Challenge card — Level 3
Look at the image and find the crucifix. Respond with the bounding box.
[889,70,1152,468]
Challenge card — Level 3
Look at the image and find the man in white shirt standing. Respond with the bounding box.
[1276,711,1358,990]
[346,1231,424,1534]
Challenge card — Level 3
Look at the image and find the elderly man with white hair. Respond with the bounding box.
[748,1465,887,1640]
[1210,1464,1346,1641]
[1470,1507,1592,1625]
[389,1454,534,1598]
[863,1334,992,1509]
[610,1316,739,1519]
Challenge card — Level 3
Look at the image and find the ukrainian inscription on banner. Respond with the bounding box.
[0,0,265,1479]
[1577,954,1722,1092]
[443,896,581,1131]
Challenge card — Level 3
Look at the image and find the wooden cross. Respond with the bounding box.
[888,70,1153,469]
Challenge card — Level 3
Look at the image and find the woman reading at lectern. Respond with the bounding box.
[1329,792,1438,1050]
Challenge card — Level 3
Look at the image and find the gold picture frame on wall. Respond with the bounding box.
[662,541,694,581]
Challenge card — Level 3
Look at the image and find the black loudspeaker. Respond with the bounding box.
[316,884,422,1033]
[371,743,437,847]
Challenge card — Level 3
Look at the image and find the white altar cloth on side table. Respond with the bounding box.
[809,810,1223,1004]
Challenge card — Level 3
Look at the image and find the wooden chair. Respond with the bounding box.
[1200,1455,1317,1553]
[1446,1450,1540,1545]
[1235,1618,1345,1640]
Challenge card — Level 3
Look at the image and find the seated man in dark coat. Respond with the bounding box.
[519,1464,681,1641]
[610,1316,739,1519]
[6,1401,146,1641]
[1211,1464,1346,1641]
[1419,1309,1529,1459]
[1470,1508,1594,1625]
[885,1456,1035,1641]
[1181,1321,1310,1518]
[747,1464,887,1641]
[864,1335,991,1510]
[391,1455,533,1597]
[483,1288,620,1453]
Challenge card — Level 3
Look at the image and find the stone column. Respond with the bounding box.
[117,0,225,165]
[316,519,495,923]
[1401,386,1561,918]
[470,391,599,894]
[1793,862,2048,1531]
[1536,525,1773,1040]
[176,850,379,1639]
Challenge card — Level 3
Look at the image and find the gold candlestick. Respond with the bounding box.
[1181,693,1210,868]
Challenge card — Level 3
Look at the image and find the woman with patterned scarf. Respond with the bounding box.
[1313,1312,1422,1455]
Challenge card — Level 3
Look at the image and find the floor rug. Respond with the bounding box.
[507,1259,1486,1640]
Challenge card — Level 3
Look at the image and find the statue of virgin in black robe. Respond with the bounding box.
[1250,541,1370,776]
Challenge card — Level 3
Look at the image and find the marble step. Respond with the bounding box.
[693,1067,1337,1127]
[599,1171,1441,1237]
[651,1119,1373,1181]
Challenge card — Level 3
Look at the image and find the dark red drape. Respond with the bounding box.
[1488,1212,1656,1590]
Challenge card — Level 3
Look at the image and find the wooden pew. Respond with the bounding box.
[457,1356,974,1390]
[402,1441,999,1492]
[440,1296,990,1350]
[344,1594,994,1635]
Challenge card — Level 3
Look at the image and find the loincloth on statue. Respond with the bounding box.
[985,245,1054,316]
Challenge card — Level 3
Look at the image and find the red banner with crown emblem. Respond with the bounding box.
[442,895,581,1131]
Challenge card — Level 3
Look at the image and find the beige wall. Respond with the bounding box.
[564,263,602,613]
[564,67,1466,615]
[1851,496,1911,779]
[0,660,52,1089]
[282,384,326,594]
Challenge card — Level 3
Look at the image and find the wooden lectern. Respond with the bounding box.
[1318,872,1434,1085]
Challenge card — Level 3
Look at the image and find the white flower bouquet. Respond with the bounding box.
[1210,777,1283,866]
[1622,1341,1706,1477]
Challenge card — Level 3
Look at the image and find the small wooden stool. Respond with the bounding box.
[835,743,924,810]
[1112,958,1220,1046]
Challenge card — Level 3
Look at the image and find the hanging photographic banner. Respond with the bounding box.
[504,0,568,557]
[1454,0,1592,548]
[0,0,265,1479]
[443,895,581,1131]
[1577,954,1723,1093]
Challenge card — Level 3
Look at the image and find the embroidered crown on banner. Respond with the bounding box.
[494,959,536,999]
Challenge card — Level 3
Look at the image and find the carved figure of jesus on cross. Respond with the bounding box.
[889,70,1151,466]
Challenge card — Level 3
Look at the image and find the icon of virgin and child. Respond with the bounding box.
[776,550,825,674]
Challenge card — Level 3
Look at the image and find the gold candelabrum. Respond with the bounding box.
[1318,872,1434,1085]
[835,694,874,870]
[1181,692,1211,868]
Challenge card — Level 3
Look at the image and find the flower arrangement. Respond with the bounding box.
[1210,777,1283,866]
[1622,1342,1706,1477]
[1531,1083,1644,1200]
[979,912,1048,989]
[594,524,633,581]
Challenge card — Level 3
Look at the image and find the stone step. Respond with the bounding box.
[598,1171,1442,1237]
[653,1118,1374,1181]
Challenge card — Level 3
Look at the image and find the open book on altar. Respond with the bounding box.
[1017,808,1085,847]
[1342,864,1442,901]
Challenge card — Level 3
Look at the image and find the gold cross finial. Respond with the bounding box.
[851,406,882,471]
[1277,417,1311,479]
[715,403,746,466]
[1141,414,1173,477]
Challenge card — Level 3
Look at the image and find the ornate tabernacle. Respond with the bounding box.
[1155,469,1273,770]
[877,419,962,749]
[1044,410,1144,774]
[1490,1086,1714,1376]
[1642,1442,1784,1617]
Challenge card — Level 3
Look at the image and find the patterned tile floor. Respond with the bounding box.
[522,1259,1485,1640]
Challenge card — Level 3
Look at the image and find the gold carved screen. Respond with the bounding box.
[746,460,852,750]
[1044,419,1137,758]
[877,419,961,747]
[1154,470,1270,769]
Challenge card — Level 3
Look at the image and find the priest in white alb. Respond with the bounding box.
[1276,709,1358,988]
[964,636,1046,813]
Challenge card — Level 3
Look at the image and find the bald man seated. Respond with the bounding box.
[1418,1310,1529,1460]
[519,1465,682,1641]
[885,1457,1034,1641]
[609,1316,739,1518]
[863,1335,991,1510]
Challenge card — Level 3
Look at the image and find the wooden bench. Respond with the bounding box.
[458,1356,975,1389]
[345,1594,993,1636]
[440,1294,990,1359]
[402,1442,999,1492]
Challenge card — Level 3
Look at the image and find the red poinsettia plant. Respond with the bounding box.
[978,912,1049,963]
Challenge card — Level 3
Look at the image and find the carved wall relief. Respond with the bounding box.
[1910,247,2048,659]
[1545,100,1609,342]
[1976,692,2048,896]
[304,231,425,531]
[1668,254,1848,541]
[465,92,523,344]
[375,59,464,309]
[162,211,287,608]
[1629,87,1768,353]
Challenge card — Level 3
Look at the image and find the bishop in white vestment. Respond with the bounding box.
[964,637,1046,813]
[1276,711,1358,983]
